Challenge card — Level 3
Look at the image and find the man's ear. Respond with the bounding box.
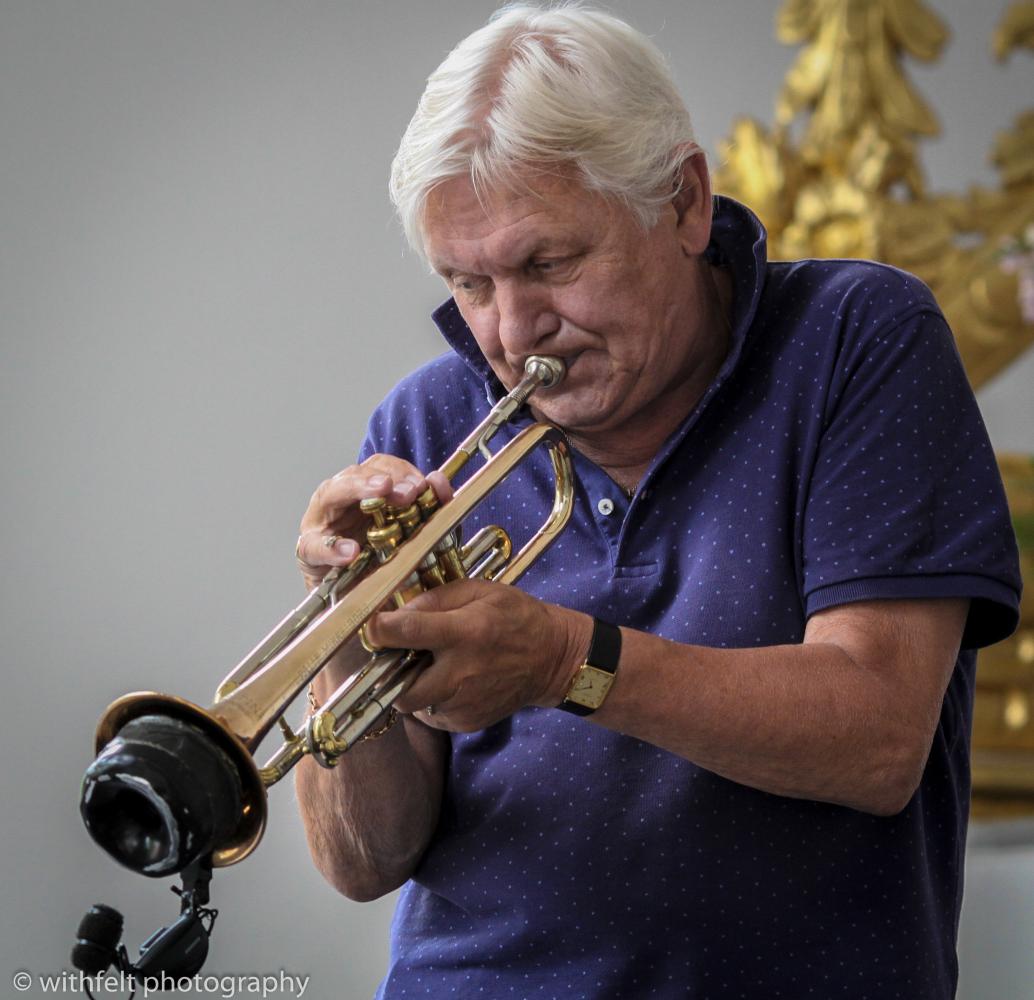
[672,149,713,257]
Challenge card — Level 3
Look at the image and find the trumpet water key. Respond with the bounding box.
[79,356,573,879]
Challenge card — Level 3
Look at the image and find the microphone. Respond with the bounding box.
[71,857,217,994]
[72,904,125,976]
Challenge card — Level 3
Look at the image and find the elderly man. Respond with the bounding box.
[294,5,1020,997]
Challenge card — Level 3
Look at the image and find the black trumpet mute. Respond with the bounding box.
[80,714,243,877]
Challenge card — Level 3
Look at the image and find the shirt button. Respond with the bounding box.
[597,498,615,516]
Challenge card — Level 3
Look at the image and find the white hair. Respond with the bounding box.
[389,2,700,257]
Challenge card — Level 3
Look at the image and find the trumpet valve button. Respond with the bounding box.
[395,503,422,536]
[416,488,439,518]
[367,523,403,557]
[360,496,389,528]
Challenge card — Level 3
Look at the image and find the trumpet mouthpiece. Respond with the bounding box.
[524,355,565,389]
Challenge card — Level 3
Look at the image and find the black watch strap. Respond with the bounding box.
[557,618,622,716]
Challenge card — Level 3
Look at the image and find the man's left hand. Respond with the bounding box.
[363,581,594,731]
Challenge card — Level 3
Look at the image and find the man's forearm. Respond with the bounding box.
[295,654,446,901]
[588,598,968,815]
[295,719,445,900]
[364,586,969,817]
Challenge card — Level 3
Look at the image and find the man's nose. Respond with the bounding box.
[495,281,559,356]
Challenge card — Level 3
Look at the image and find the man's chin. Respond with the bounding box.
[530,394,610,436]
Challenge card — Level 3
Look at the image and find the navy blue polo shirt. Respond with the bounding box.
[363,197,1021,999]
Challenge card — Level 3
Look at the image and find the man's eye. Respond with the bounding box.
[530,257,575,277]
[452,276,491,302]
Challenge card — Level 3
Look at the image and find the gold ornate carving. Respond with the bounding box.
[715,1,1034,816]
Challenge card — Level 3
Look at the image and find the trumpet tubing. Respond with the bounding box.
[79,356,574,878]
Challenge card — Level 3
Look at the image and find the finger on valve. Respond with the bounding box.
[294,462,453,585]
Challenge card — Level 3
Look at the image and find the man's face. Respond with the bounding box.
[421,163,720,442]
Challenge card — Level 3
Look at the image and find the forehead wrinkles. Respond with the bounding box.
[423,175,603,273]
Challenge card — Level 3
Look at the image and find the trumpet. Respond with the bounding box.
[79,355,573,879]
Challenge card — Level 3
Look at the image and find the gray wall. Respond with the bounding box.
[2,2,1031,997]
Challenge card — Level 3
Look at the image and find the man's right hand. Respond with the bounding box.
[295,455,454,592]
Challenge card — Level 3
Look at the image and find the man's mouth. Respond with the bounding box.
[505,351,585,392]
[538,351,582,381]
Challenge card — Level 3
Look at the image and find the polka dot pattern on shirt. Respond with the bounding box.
[360,197,1019,999]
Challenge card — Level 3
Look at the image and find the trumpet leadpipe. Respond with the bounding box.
[209,421,569,751]
[79,355,572,879]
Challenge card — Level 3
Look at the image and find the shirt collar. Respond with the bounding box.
[430,195,768,398]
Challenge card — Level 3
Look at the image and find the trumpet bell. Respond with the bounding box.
[81,692,267,876]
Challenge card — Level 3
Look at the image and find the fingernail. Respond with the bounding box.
[368,474,389,489]
[427,471,453,501]
[336,538,359,558]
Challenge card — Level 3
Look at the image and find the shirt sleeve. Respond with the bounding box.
[800,299,1021,649]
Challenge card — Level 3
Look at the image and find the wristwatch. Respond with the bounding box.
[557,618,621,716]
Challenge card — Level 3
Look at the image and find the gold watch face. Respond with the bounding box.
[567,665,615,710]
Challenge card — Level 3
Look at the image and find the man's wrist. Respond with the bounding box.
[555,617,622,716]
[538,608,595,708]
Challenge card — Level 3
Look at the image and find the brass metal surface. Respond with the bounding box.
[89,355,575,864]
